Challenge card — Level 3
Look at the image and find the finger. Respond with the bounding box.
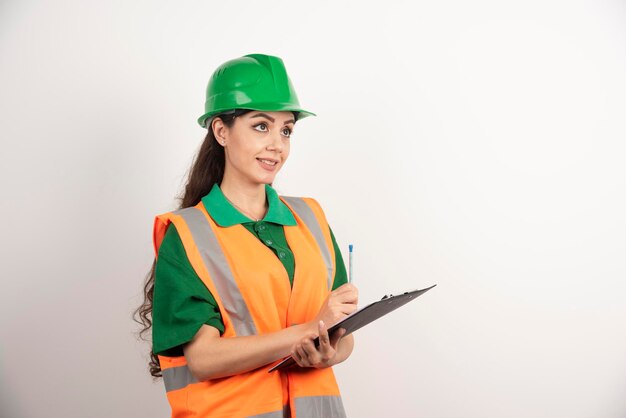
[330,287,357,299]
[318,321,331,351]
[295,344,309,367]
[335,283,358,293]
[292,345,305,367]
[339,302,359,315]
[302,337,324,365]
[328,285,355,301]
[297,343,312,365]
[301,337,317,356]
[323,305,357,326]
[332,290,359,304]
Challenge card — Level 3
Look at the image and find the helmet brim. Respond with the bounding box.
[198,106,316,128]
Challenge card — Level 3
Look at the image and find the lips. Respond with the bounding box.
[256,158,278,166]
[257,157,279,171]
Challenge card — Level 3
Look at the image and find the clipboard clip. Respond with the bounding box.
[381,290,415,301]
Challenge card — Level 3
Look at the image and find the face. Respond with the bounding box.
[213,111,295,187]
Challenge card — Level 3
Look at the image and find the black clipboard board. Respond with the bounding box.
[268,284,436,372]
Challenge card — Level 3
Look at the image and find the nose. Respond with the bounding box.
[267,130,284,153]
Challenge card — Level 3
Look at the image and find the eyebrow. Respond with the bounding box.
[250,112,295,125]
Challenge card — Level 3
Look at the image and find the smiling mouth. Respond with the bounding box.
[257,158,278,166]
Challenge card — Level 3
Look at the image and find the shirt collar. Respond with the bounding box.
[201,183,297,227]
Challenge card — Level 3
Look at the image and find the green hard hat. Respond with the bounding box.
[197,53,316,128]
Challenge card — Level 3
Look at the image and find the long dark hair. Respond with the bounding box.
[133,109,249,378]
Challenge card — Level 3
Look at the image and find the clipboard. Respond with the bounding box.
[268,284,436,372]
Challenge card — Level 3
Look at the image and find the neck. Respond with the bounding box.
[220,177,268,220]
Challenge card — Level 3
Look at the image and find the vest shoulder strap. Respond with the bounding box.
[279,196,335,290]
[153,206,258,337]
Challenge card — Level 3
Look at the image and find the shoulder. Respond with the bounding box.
[280,195,331,229]
[279,195,324,212]
[157,222,185,259]
[162,222,179,240]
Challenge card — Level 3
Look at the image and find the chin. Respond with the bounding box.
[251,175,276,186]
[261,177,276,185]
[257,173,279,185]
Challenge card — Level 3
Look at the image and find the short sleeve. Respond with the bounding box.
[329,226,348,290]
[152,223,225,356]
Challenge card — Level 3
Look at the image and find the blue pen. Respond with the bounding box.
[348,244,353,284]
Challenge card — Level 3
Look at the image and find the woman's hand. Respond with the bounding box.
[292,321,348,369]
[313,283,359,328]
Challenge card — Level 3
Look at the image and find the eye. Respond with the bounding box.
[281,127,293,138]
[253,123,268,132]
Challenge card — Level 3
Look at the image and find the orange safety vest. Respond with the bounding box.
[152,196,347,418]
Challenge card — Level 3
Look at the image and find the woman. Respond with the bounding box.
[136,54,358,418]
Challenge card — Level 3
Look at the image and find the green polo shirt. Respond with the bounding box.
[152,184,348,356]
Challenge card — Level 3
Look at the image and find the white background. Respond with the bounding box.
[1,1,625,417]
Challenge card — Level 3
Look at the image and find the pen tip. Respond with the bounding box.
[349,244,353,251]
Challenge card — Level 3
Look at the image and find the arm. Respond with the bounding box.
[183,283,359,380]
[183,322,315,380]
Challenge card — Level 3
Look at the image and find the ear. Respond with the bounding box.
[211,118,227,145]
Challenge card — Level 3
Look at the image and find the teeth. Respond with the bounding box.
[259,159,277,165]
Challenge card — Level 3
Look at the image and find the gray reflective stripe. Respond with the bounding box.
[162,365,197,393]
[280,197,333,290]
[250,407,286,418]
[174,207,257,337]
[294,396,346,418]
